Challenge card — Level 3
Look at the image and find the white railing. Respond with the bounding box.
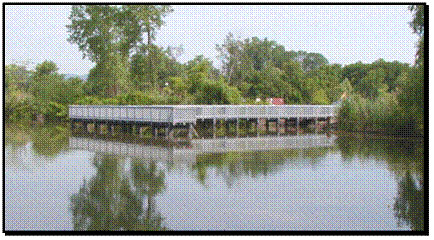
[194,105,337,119]
[69,105,197,124]
[69,105,337,124]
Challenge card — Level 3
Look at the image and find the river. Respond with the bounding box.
[4,124,424,231]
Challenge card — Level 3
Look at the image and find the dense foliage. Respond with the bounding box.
[337,5,424,136]
[5,5,425,136]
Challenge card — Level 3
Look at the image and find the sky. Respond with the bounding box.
[4,4,419,75]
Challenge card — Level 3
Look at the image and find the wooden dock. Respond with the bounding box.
[69,105,337,139]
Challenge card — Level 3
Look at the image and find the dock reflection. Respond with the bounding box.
[69,132,337,167]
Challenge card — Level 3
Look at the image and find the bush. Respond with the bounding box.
[75,96,103,105]
[116,90,169,105]
[44,102,68,122]
[337,99,359,131]
[101,98,119,105]
[337,91,419,136]
[194,78,243,105]
[311,89,331,105]
[5,90,35,122]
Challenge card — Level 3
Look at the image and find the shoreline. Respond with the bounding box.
[331,129,424,141]
[7,121,424,141]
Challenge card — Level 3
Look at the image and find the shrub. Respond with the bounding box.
[311,89,331,105]
[5,90,35,122]
[44,102,68,122]
[101,98,119,105]
[75,96,103,105]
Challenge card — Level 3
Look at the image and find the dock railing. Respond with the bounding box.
[69,105,197,124]
[69,105,337,125]
[193,105,336,119]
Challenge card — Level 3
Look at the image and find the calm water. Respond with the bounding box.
[5,124,424,231]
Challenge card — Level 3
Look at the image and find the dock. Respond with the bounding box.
[69,105,337,139]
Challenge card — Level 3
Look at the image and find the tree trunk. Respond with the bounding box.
[147,28,155,90]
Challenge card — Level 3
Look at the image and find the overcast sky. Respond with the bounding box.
[5,4,419,75]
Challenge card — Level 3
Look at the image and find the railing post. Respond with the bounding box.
[107,123,113,135]
[213,118,216,138]
[296,117,299,135]
[236,118,239,137]
[188,123,193,139]
[256,118,260,137]
[277,118,280,136]
[152,125,158,138]
[135,125,141,135]
[265,119,270,133]
[225,120,230,135]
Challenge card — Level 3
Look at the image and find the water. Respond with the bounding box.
[5,124,424,231]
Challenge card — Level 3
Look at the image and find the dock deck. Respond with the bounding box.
[69,104,337,125]
[69,104,338,139]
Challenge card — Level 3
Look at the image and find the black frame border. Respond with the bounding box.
[2,1,429,236]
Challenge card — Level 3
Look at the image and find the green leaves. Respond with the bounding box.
[409,5,424,37]
[357,68,386,99]
[67,5,174,95]
[311,89,330,105]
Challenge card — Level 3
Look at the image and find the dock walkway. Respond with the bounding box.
[69,105,337,138]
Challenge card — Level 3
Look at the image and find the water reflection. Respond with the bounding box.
[336,136,424,231]
[393,171,424,231]
[69,132,336,187]
[5,124,70,169]
[192,147,330,187]
[5,124,425,231]
[70,154,167,231]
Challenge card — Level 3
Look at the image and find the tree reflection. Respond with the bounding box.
[31,125,69,157]
[5,124,32,147]
[70,154,167,231]
[192,148,313,187]
[393,171,424,231]
[5,124,70,158]
[5,124,70,169]
[335,136,425,231]
[131,159,166,230]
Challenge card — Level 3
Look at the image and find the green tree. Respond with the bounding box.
[395,5,424,135]
[299,51,329,72]
[216,33,250,86]
[307,64,343,102]
[131,45,184,91]
[86,53,131,97]
[57,77,84,105]
[338,78,353,96]
[5,88,34,122]
[194,77,243,105]
[356,68,386,99]
[30,61,65,115]
[409,5,424,37]
[67,6,131,97]
[370,59,410,91]
[342,61,369,88]
[67,5,172,95]
[5,63,32,91]
[123,5,173,89]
